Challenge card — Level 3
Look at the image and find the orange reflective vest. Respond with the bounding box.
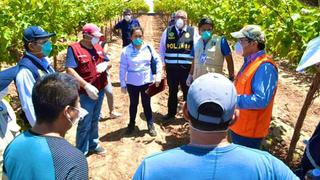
[230,54,277,138]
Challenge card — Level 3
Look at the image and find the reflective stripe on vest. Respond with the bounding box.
[164,53,194,59]
[165,26,194,65]
[230,54,278,138]
[164,59,192,64]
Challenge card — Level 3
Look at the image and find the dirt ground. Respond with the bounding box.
[5,14,319,179]
[66,14,320,179]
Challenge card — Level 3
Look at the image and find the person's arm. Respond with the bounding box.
[136,19,141,27]
[221,37,235,80]
[119,49,128,88]
[159,29,167,64]
[114,21,121,30]
[270,155,299,179]
[65,47,88,88]
[132,160,146,180]
[15,68,36,127]
[65,155,89,180]
[237,63,278,109]
[66,68,88,88]
[150,46,163,82]
[113,21,122,35]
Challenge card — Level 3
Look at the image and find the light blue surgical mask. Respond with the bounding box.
[201,31,212,40]
[132,38,143,46]
[91,37,100,45]
[234,41,243,56]
[41,41,52,57]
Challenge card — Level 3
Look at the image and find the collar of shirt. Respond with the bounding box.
[129,43,148,52]
[237,50,266,76]
[25,52,50,70]
[175,25,187,34]
[244,50,266,65]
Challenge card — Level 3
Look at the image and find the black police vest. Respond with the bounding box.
[165,26,194,64]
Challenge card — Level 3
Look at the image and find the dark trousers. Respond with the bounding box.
[229,130,263,149]
[166,64,191,115]
[295,122,320,179]
[127,83,153,127]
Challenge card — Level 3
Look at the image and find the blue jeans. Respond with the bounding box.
[76,90,104,154]
[229,130,263,149]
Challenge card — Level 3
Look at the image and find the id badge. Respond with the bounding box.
[199,53,207,64]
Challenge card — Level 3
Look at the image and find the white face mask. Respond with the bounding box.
[91,37,100,46]
[234,41,244,56]
[0,87,8,100]
[124,15,131,22]
[175,18,184,29]
[66,107,88,126]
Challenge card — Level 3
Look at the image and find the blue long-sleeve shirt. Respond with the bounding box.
[237,50,278,110]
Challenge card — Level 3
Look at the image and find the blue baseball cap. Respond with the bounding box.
[23,26,55,42]
[187,73,237,124]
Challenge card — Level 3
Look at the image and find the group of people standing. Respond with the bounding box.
[0,7,317,180]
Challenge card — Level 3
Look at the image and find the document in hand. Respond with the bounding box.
[145,78,167,97]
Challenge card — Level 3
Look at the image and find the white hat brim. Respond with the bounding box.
[230,31,245,39]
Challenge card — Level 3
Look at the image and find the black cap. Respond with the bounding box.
[198,17,213,28]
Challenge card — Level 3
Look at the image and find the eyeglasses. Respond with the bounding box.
[32,39,49,46]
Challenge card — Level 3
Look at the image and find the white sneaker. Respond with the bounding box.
[109,111,122,119]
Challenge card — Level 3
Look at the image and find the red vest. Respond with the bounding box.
[70,42,108,94]
[230,54,278,138]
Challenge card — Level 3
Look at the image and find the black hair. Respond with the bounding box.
[130,26,144,36]
[32,73,80,124]
[188,102,230,131]
[123,9,132,15]
[198,17,213,29]
[257,42,265,50]
[246,37,265,50]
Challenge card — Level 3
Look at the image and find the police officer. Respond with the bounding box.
[159,10,197,120]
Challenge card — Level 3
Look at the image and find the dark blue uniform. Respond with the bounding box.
[114,19,140,47]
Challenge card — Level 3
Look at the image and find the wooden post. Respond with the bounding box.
[53,55,58,71]
[286,72,320,163]
[109,20,112,41]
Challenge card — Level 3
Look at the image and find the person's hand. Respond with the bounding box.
[186,74,193,86]
[106,63,112,71]
[229,75,235,82]
[121,87,127,94]
[155,80,161,87]
[96,62,109,73]
[84,83,99,100]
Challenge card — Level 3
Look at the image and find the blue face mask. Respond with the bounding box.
[201,31,212,40]
[132,38,143,46]
[41,41,53,57]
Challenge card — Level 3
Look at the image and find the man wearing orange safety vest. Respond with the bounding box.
[229,25,278,149]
